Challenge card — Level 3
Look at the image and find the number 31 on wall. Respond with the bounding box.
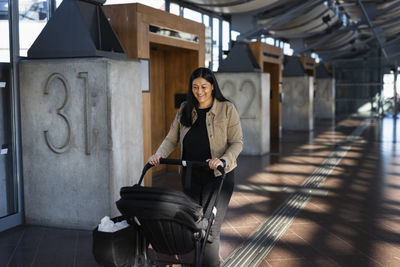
[43,72,96,155]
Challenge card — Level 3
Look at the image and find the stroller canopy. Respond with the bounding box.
[117,185,207,255]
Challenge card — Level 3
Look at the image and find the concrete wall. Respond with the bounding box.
[19,58,143,230]
[282,76,314,131]
[215,73,270,155]
[315,78,335,119]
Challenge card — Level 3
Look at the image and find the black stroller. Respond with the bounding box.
[116,158,226,267]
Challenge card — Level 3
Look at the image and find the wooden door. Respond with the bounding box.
[150,46,167,176]
[264,62,282,142]
[150,44,199,175]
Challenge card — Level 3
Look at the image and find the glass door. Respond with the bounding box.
[0,0,23,232]
[0,64,16,219]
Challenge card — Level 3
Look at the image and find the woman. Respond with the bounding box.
[148,67,243,266]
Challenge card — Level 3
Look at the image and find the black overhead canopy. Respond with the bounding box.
[181,0,400,67]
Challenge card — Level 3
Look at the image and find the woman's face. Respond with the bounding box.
[192,77,214,108]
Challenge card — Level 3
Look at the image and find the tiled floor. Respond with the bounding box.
[0,225,98,267]
[1,114,400,267]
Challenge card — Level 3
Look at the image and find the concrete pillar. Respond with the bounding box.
[215,72,270,155]
[19,58,143,230]
[315,78,335,119]
[282,76,314,131]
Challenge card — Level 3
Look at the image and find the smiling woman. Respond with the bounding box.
[148,67,243,267]
[192,77,214,108]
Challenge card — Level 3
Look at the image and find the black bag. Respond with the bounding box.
[92,216,138,267]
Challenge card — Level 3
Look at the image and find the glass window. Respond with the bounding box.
[203,15,211,67]
[183,7,202,23]
[203,14,209,27]
[20,0,48,20]
[283,42,293,56]
[222,20,229,52]
[0,0,9,63]
[19,0,49,57]
[205,26,212,67]
[0,0,8,21]
[212,17,219,71]
[383,74,395,99]
[169,2,179,16]
[266,37,275,45]
[231,30,240,41]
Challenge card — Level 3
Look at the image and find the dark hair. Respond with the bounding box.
[180,67,229,126]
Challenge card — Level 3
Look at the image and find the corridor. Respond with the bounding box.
[1,114,400,267]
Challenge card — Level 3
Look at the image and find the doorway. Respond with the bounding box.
[149,43,199,186]
[0,65,14,218]
[0,64,22,232]
[264,62,282,147]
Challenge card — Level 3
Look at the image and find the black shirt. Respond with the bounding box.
[182,107,214,183]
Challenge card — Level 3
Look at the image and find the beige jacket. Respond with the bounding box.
[156,99,243,176]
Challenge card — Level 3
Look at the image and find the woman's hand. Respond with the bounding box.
[206,158,224,170]
[148,154,161,166]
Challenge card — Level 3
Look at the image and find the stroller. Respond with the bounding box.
[116,158,226,267]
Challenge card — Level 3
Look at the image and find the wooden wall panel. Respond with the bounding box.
[249,42,260,64]
[142,92,152,186]
[137,4,205,42]
[146,44,199,173]
[103,3,205,62]
[249,41,282,67]
[164,47,199,171]
[150,47,167,175]
[137,13,150,59]
[264,63,282,140]
[102,4,140,59]
[164,48,199,128]
[299,55,316,77]
[149,34,200,52]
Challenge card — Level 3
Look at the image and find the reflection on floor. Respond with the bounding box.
[1,114,400,267]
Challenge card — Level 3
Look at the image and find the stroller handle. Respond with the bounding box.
[137,158,225,185]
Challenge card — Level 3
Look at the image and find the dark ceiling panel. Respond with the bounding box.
[184,0,400,63]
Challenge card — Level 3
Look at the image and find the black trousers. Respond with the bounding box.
[182,168,235,267]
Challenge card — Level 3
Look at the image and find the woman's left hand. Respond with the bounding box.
[206,158,223,170]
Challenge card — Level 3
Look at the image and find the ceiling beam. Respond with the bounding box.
[375,0,400,17]
[237,0,324,41]
[297,28,351,54]
[357,0,388,58]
